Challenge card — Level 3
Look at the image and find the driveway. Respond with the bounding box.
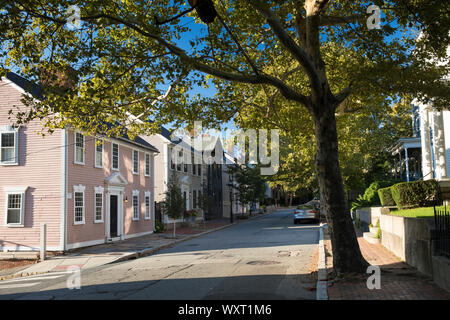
[0,208,320,300]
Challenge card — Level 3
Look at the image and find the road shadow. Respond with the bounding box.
[0,273,318,300]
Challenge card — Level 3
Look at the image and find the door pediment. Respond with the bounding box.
[105,172,128,186]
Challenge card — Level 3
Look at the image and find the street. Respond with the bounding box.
[0,209,319,300]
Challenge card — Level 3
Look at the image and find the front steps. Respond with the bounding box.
[363,227,381,245]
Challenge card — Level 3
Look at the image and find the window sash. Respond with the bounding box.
[133,195,139,219]
[75,133,85,164]
[6,193,22,225]
[95,139,103,168]
[169,148,175,170]
[145,154,150,176]
[193,190,197,209]
[145,196,150,219]
[133,150,139,174]
[1,132,16,164]
[95,193,103,222]
[74,192,84,223]
[112,143,119,170]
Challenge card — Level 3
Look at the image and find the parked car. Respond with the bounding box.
[293,204,320,224]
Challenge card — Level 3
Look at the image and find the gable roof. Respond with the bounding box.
[5,72,44,100]
[3,72,158,153]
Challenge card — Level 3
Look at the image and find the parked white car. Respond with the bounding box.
[293,203,320,224]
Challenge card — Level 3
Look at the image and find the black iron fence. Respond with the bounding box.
[432,205,450,258]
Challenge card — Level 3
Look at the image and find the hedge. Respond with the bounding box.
[378,187,395,206]
[390,179,440,209]
[351,180,400,211]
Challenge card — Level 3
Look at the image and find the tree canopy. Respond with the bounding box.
[1,0,448,275]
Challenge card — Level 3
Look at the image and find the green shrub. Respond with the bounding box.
[154,220,166,233]
[378,187,395,206]
[351,180,399,211]
[375,227,381,239]
[390,179,440,209]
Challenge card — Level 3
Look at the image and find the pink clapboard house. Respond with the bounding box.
[0,72,159,252]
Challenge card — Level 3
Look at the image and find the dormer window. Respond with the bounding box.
[0,126,18,165]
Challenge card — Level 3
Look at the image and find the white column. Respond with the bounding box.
[405,148,410,182]
[433,110,447,180]
[420,105,433,180]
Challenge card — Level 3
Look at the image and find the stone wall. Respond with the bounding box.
[380,212,450,292]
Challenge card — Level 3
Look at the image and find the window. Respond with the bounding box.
[145,154,150,176]
[193,190,197,209]
[94,186,104,223]
[95,139,103,168]
[198,164,201,176]
[192,154,196,175]
[74,132,85,164]
[132,150,139,174]
[73,185,85,224]
[112,143,119,170]
[177,150,182,171]
[169,148,175,170]
[0,128,18,165]
[145,191,151,220]
[132,190,139,220]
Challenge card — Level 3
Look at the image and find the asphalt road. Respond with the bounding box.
[0,208,320,300]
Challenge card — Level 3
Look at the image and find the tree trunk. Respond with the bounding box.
[173,221,176,238]
[313,104,369,275]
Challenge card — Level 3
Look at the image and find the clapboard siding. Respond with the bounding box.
[66,132,154,245]
[0,80,62,250]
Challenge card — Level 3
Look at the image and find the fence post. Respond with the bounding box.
[40,223,47,262]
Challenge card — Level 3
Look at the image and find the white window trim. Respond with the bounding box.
[111,142,120,171]
[94,186,104,223]
[0,126,19,166]
[145,153,150,177]
[4,186,28,227]
[132,190,140,221]
[73,185,86,225]
[144,191,151,220]
[94,138,104,169]
[132,149,139,175]
[74,132,85,165]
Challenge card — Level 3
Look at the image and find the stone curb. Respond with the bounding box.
[0,211,274,282]
[316,223,328,300]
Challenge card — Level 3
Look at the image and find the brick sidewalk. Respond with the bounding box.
[325,227,450,300]
[162,219,231,235]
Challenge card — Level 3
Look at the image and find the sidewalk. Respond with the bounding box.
[325,227,450,300]
[0,212,271,281]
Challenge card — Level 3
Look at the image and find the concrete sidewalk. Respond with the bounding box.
[0,212,273,281]
[325,227,450,300]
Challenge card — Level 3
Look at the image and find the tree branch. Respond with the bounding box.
[246,0,322,95]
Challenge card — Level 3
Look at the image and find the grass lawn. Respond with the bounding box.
[389,206,445,218]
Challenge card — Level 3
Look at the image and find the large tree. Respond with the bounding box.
[0,0,448,275]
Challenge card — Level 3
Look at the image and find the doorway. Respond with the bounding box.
[110,195,118,237]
